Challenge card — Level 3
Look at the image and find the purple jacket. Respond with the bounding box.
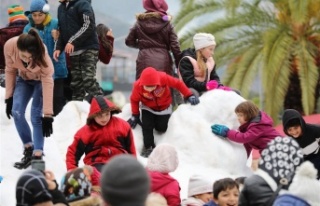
[227,111,280,157]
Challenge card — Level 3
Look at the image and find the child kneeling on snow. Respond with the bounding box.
[128,67,199,157]
[66,95,136,172]
[211,100,280,157]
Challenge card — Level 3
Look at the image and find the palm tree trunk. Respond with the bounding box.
[284,72,304,114]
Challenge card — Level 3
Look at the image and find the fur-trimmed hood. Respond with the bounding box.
[135,12,171,34]
[87,96,121,125]
[69,195,102,206]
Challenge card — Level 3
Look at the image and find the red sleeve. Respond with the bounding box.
[166,180,181,206]
[164,74,192,97]
[66,129,85,171]
[130,82,141,115]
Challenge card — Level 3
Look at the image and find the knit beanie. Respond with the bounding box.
[60,168,92,203]
[193,33,216,51]
[25,0,50,16]
[16,169,52,206]
[146,143,179,173]
[288,161,320,205]
[100,154,150,206]
[259,136,304,186]
[143,0,168,16]
[187,175,213,197]
[8,5,28,24]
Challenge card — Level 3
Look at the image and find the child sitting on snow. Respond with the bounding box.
[211,100,280,157]
[66,95,136,172]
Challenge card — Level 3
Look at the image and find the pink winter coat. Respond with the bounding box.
[227,111,280,157]
[148,170,181,206]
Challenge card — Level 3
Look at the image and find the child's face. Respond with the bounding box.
[200,45,215,59]
[195,192,213,203]
[19,51,33,63]
[31,12,46,25]
[94,111,111,126]
[236,112,247,125]
[143,85,156,92]
[287,125,302,138]
[214,187,239,206]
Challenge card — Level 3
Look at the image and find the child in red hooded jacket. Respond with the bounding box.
[66,95,137,172]
[127,67,199,157]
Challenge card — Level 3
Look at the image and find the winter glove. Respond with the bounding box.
[127,115,142,129]
[211,124,229,137]
[42,117,54,137]
[187,95,200,105]
[218,85,232,91]
[206,80,219,91]
[5,97,13,119]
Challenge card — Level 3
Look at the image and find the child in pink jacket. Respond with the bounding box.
[211,101,280,157]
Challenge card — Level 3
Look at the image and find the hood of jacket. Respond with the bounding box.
[86,96,121,125]
[282,109,306,136]
[136,12,170,34]
[139,67,162,86]
[239,111,274,131]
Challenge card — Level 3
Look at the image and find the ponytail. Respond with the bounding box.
[17,28,48,68]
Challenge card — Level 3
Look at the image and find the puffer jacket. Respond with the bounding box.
[125,12,181,79]
[273,194,310,206]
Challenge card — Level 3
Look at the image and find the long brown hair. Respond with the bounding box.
[17,28,48,69]
[96,23,113,54]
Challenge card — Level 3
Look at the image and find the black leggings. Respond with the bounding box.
[141,109,171,148]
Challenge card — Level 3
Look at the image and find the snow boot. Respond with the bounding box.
[141,147,153,158]
[14,146,33,169]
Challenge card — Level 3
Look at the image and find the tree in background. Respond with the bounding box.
[174,0,320,122]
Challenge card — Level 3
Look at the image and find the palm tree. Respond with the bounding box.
[174,0,320,122]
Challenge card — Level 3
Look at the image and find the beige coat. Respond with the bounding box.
[4,36,54,115]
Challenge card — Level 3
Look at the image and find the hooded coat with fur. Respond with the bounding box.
[125,12,181,79]
[66,96,136,170]
[146,144,180,206]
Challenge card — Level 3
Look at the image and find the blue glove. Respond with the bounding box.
[187,95,200,105]
[211,124,229,137]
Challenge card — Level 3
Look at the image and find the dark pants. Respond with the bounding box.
[142,109,171,148]
[53,78,66,116]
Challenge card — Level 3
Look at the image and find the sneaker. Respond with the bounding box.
[141,147,153,158]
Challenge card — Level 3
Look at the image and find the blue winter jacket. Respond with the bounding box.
[273,194,310,206]
[24,18,68,79]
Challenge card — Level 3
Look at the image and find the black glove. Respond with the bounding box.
[127,115,142,129]
[187,95,200,105]
[5,97,13,119]
[42,117,54,137]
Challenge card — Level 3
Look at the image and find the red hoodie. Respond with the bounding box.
[130,67,192,115]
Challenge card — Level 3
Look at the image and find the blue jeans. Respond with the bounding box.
[12,77,44,153]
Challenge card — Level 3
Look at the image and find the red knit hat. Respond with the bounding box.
[143,0,168,16]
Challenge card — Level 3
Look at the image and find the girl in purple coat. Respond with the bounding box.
[211,101,280,157]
